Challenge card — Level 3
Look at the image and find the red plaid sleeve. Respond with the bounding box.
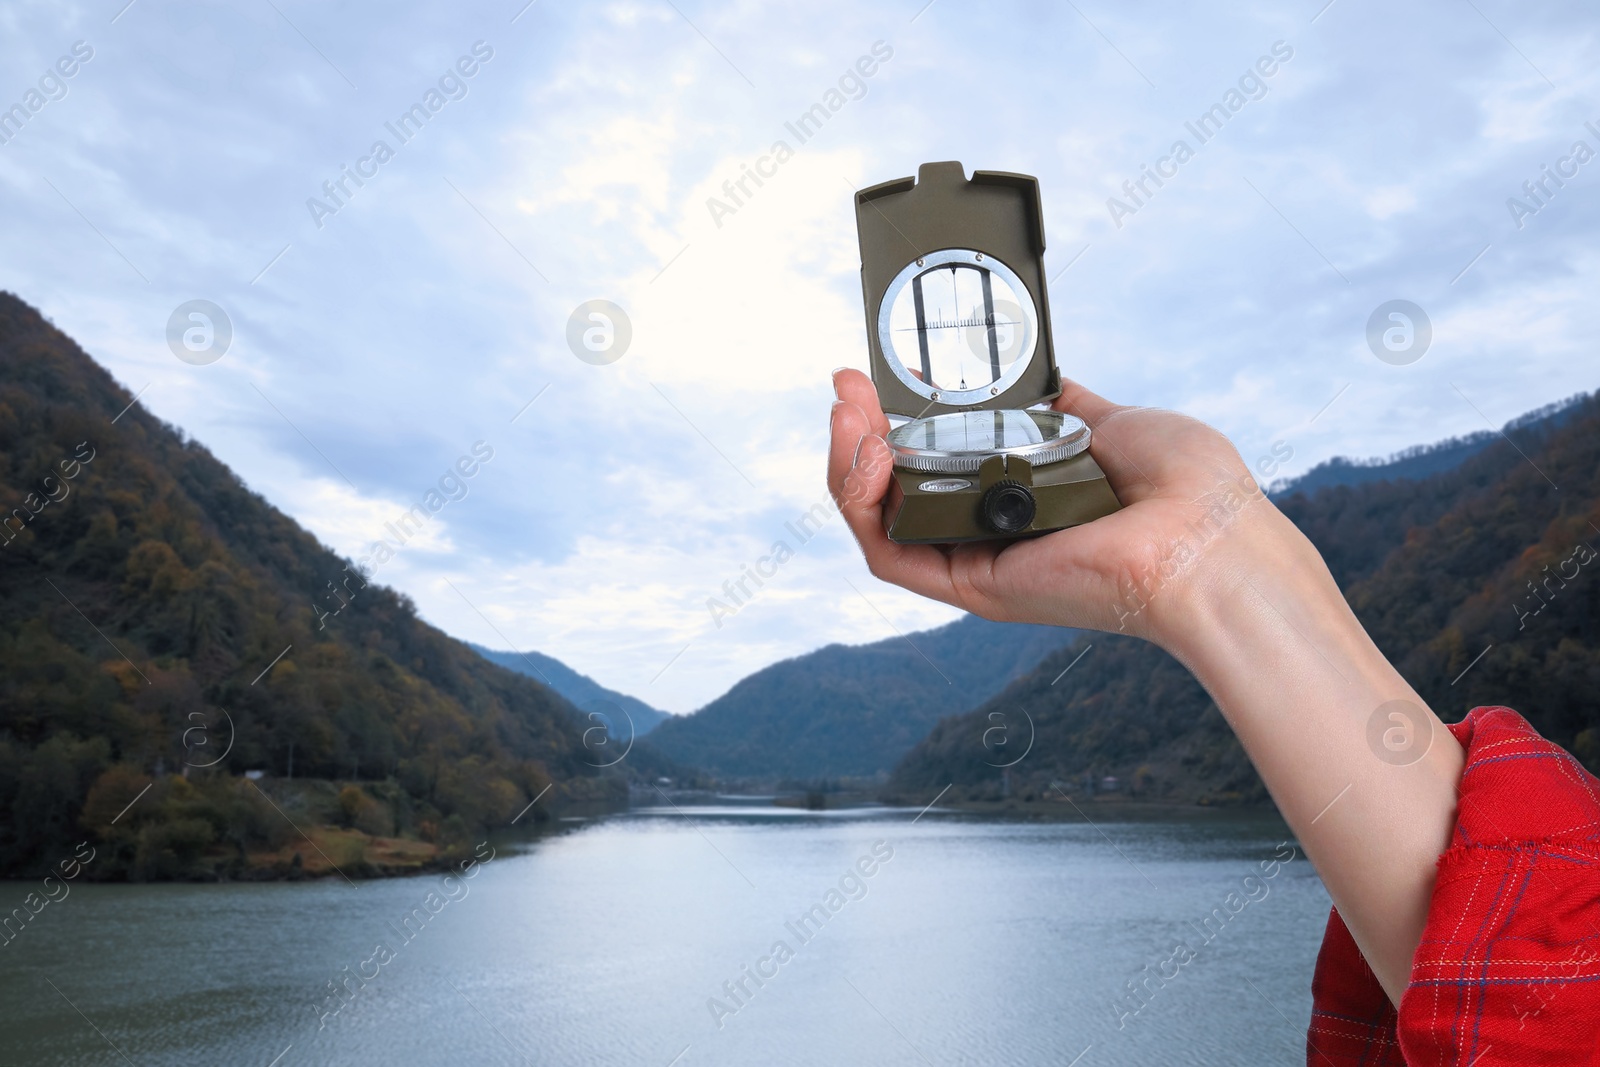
[1306,706,1600,1066]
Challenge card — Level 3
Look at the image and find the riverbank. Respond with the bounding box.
[918,793,1280,822]
[14,771,595,884]
[765,788,1277,822]
[238,825,446,880]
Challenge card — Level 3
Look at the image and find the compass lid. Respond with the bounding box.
[854,161,1061,419]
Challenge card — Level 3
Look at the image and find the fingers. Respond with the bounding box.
[832,368,892,438]
[826,390,967,607]
[831,421,892,532]
[826,367,891,518]
[1052,376,1132,427]
[839,435,971,605]
[827,403,903,570]
[827,397,877,504]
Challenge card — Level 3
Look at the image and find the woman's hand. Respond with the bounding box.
[829,366,1465,1008]
[827,367,1290,653]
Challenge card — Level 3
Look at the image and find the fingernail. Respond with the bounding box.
[832,367,848,397]
[851,433,870,468]
[831,400,845,425]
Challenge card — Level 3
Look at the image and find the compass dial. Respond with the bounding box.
[876,248,1039,406]
[886,410,1090,473]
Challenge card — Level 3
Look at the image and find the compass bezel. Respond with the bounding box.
[886,410,1090,473]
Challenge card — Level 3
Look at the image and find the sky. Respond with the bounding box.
[1,0,1597,714]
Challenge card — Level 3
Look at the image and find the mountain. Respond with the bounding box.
[889,389,1600,804]
[0,293,625,879]
[1268,393,1589,499]
[646,615,1080,780]
[468,643,669,737]
[648,393,1595,788]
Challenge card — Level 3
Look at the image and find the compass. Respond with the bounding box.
[853,162,1122,543]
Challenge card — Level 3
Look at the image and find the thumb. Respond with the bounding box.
[1053,376,1132,427]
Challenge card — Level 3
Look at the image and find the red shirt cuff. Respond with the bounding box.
[1306,706,1600,1066]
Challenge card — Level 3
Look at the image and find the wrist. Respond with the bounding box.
[1128,489,1326,656]
[1157,503,1388,687]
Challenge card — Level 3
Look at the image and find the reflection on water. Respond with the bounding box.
[0,805,1328,1066]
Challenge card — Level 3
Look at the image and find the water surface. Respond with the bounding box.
[0,804,1330,1065]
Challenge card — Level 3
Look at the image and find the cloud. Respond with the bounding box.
[3,1,1599,711]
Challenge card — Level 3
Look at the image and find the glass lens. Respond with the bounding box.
[890,409,1067,453]
[884,257,1035,393]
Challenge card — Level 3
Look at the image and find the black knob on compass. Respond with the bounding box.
[980,481,1036,534]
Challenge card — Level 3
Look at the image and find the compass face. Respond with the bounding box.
[877,248,1039,406]
[886,409,1089,473]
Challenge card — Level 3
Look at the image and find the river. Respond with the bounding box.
[0,803,1329,1065]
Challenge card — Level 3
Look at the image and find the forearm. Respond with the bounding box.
[1158,505,1465,1006]
[832,370,1468,1007]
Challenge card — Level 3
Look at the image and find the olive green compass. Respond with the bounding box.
[853,161,1121,543]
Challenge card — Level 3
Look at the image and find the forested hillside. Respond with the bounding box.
[647,615,1080,779]
[889,390,1600,804]
[1268,394,1587,498]
[0,293,621,879]
[469,642,669,737]
[6,283,1593,877]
